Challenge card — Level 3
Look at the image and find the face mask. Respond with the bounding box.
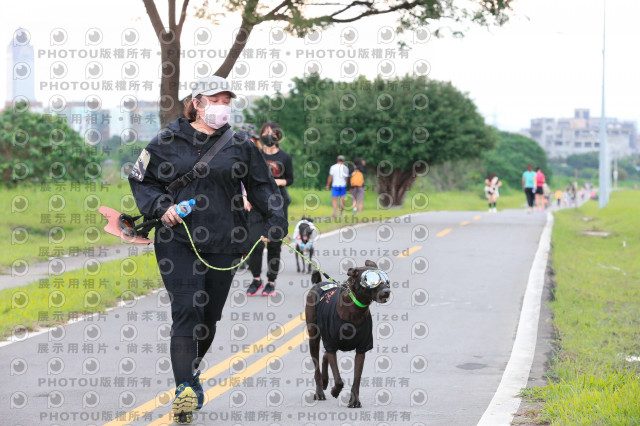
[261,134,276,147]
[200,104,231,129]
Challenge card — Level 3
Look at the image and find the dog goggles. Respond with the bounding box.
[360,269,390,289]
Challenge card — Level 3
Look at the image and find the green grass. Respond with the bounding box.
[524,190,640,424]
[1,181,137,271]
[1,251,163,339]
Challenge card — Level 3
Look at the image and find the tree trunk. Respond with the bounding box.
[143,0,190,128]
[377,169,417,207]
[159,37,182,128]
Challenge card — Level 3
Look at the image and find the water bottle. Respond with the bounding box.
[175,199,196,218]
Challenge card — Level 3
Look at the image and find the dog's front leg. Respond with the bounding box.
[348,352,365,408]
[307,246,314,273]
[325,353,344,398]
[308,325,326,400]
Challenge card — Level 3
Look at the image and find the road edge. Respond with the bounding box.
[477,211,554,425]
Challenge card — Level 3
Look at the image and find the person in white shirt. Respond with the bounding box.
[325,155,349,218]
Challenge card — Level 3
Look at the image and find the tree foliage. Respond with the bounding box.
[482,132,551,189]
[246,75,497,205]
[0,103,104,186]
[566,152,599,170]
[143,0,515,126]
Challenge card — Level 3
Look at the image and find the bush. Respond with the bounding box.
[482,131,551,188]
[578,167,598,180]
[0,103,104,186]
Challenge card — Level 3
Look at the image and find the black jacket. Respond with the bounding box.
[128,118,288,254]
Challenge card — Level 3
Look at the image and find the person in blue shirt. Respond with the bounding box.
[522,164,536,213]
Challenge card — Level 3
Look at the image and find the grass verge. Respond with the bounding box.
[1,251,162,340]
[522,190,640,424]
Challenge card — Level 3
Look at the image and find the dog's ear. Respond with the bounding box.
[347,267,357,278]
[311,270,322,284]
[365,259,378,268]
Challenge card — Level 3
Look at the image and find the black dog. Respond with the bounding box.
[294,217,317,273]
[305,260,391,407]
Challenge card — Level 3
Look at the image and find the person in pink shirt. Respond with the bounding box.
[535,167,546,211]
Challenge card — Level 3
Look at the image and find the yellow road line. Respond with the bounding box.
[397,245,422,258]
[473,215,482,220]
[147,329,309,426]
[103,314,305,426]
[436,228,452,237]
[460,221,470,226]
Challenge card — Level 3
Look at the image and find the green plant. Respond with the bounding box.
[0,103,104,186]
[482,131,551,188]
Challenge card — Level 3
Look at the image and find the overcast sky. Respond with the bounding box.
[1,0,637,131]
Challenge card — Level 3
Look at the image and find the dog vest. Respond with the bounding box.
[314,283,374,354]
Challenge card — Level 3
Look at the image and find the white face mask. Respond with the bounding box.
[200,104,231,129]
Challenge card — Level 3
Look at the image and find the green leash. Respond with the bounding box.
[180,220,371,306]
[180,220,338,283]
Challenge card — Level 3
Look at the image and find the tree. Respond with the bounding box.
[247,75,497,206]
[244,73,334,189]
[482,132,551,189]
[565,152,599,170]
[143,0,514,127]
[0,103,105,186]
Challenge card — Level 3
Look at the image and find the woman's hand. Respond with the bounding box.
[275,178,286,187]
[161,204,182,227]
[243,197,252,211]
[260,235,269,243]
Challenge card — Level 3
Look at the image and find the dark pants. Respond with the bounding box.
[154,238,240,338]
[248,239,282,282]
[247,208,286,282]
[524,188,535,207]
[154,237,241,386]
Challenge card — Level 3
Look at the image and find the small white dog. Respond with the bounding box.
[293,217,319,273]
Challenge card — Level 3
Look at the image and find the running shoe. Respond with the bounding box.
[262,282,276,296]
[173,381,198,424]
[246,279,263,296]
[191,370,204,411]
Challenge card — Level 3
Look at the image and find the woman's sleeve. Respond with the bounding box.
[241,142,288,241]
[128,140,175,219]
[284,153,294,187]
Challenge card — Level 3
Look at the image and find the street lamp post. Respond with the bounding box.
[598,0,610,208]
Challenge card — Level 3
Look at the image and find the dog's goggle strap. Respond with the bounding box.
[360,270,389,289]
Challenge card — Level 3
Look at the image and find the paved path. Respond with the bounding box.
[0,243,142,291]
[0,209,549,426]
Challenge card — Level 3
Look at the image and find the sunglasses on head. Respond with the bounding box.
[359,269,389,289]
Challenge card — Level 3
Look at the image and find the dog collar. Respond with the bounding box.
[348,291,368,308]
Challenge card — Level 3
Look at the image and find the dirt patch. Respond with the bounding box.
[580,230,611,237]
[512,401,551,425]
